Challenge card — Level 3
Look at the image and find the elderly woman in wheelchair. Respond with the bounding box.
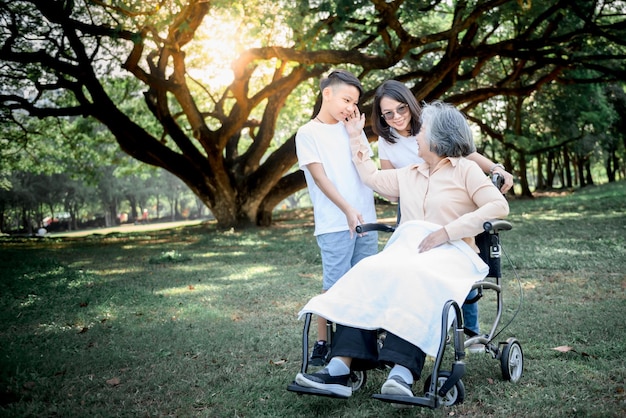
[289,101,511,404]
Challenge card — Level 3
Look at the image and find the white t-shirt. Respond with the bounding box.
[296,120,377,236]
[377,130,424,168]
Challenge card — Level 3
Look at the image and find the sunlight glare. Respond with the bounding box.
[186,9,294,91]
[187,14,240,88]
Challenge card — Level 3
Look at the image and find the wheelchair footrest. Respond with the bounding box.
[372,393,435,408]
[286,382,351,399]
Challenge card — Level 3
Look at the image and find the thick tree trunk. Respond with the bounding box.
[517,151,534,198]
[536,153,545,190]
[585,160,594,186]
[607,150,617,182]
[127,195,139,222]
[576,157,586,187]
[563,146,573,188]
[546,151,555,188]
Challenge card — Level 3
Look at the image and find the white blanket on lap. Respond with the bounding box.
[299,220,489,357]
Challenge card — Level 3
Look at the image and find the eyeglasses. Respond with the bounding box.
[381,104,409,121]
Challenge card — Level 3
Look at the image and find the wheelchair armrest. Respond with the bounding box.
[355,223,396,234]
[483,219,512,233]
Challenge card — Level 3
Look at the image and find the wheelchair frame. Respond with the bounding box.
[287,218,523,408]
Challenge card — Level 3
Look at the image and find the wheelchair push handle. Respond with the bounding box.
[483,219,512,233]
[355,223,396,234]
[357,219,512,234]
[492,172,505,190]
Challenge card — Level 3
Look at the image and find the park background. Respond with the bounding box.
[2,0,626,233]
[1,1,625,416]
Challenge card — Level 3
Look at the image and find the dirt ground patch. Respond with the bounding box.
[46,219,209,238]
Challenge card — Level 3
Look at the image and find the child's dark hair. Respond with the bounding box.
[320,70,364,97]
[371,80,422,144]
[311,70,363,118]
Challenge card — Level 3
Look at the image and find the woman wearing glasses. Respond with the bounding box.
[372,80,513,193]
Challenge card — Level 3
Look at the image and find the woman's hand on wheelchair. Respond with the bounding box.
[418,228,449,253]
[492,167,514,193]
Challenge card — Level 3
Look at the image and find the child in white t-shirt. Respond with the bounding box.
[296,70,378,365]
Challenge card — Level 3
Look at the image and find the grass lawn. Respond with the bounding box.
[1,181,625,417]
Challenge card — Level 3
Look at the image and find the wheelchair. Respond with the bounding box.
[287,214,523,409]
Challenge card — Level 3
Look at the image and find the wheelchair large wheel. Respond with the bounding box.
[348,370,366,392]
[500,338,523,382]
[423,371,465,406]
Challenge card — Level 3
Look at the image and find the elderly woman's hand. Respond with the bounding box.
[344,108,366,138]
[418,228,450,253]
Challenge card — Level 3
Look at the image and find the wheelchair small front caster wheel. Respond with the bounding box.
[423,371,465,406]
[500,338,523,382]
[349,370,367,392]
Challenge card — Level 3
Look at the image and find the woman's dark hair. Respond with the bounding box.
[371,80,422,144]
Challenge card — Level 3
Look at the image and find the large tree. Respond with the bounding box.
[1,0,625,227]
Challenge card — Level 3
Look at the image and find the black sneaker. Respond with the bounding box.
[295,368,352,397]
[309,341,329,366]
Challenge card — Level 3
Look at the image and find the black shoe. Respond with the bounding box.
[295,368,352,397]
[309,341,329,366]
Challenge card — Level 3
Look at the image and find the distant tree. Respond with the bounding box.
[1,172,47,233]
[604,84,626,182]
[1,0,625,226]
[524,80,617,189]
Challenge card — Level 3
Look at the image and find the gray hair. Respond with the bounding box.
[419,101,476,157]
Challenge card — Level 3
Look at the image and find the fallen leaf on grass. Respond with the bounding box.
[552,345,595,358]
[270,359,288,366]
[188,285,195,290]
[106,377,121,386]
